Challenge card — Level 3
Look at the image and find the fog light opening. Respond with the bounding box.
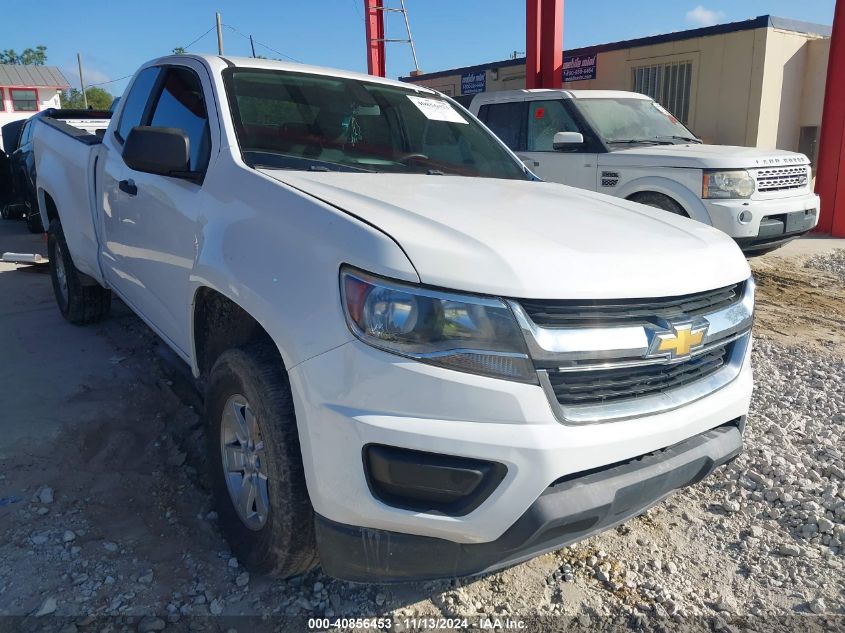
[737,210,753,225]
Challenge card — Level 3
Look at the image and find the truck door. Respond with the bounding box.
[518,99,599,191]
[104,63,214,357]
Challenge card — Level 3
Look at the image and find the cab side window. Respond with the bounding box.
[116,67,160,143]
[526,100,583,151]
[477,102,526,151]
[148,68,211,172]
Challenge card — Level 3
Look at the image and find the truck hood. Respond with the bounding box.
[260,170,750,299]
[600,143,810,170]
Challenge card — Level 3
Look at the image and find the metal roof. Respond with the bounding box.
[0,64,71,89]
[400,15,832,83]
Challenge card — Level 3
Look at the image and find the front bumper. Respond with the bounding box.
[316,421,744,582]
[288,332,753,557]
[703,192,820,250]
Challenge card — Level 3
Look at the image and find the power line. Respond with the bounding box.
[222,23,302,62]
[182,25,217,51]
[86,74,133,87]
[70,21,297,95]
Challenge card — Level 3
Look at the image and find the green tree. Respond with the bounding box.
[0,45,47,65]
[60,87,114,110]
[172,46,186,55]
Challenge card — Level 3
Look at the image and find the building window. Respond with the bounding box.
[10,88,38,112]
[632,61,692,124]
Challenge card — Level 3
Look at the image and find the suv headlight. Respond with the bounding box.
[340,267,536,383]
[703,170,755,199]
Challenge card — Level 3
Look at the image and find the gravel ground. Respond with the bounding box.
[0,249,843,632]
[806,248,845,283]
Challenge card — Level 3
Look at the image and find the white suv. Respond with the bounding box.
[471,89,819,254]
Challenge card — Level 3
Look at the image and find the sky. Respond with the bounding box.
[0,0,836,97]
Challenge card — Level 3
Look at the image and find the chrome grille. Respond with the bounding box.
[545,344,730,407]
[509,278,754,424]
[519,282,743,327]
[755,166,809,192]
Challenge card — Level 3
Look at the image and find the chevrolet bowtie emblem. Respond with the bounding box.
[648,321,708,360]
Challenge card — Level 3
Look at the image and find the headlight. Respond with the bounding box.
[340,267,536,383]
[702,170,755,199]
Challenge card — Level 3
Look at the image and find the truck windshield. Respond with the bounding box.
[223,68,529,179]
[572,98,700,146]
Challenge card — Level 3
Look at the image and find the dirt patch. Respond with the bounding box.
[750,250,845,356]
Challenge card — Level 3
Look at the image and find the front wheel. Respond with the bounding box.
[47,219,111,324]
[628,192,688,217]
[206,344,318,577]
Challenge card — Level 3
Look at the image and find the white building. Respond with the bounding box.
[0,64,71,150]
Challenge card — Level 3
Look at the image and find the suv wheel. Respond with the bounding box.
[206,344,318,577]
[629,192,688,217]
[47,219,112,324]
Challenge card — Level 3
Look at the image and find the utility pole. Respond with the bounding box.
[216,12,224,55]
[249,35,256,58]
[76,52,88,110]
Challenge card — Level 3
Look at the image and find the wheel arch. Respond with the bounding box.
[616,176,711,224]
[190,286,284,380]
[37,187,60,230]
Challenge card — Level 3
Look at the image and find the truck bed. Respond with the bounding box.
[38,109,112,144]
[32,111,111,284]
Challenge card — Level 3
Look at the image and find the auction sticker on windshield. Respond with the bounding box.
[407,95,468,124]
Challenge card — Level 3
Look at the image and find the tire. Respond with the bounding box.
[629,192,688,217]
[1,205,8,220]
[2,203,25,220]
[206,344,318,577]
[47,219,112,324]
[26,210,44,234]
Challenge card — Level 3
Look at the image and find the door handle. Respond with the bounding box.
[119,179,137,196]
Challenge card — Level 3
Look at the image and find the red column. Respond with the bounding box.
[526,0,563,89]
[526,0,541,89]
[816,0,845,236]
[365,0,386,77]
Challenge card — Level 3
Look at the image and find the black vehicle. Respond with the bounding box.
[1,119,27,220]
[4,110,111,233]
[10,117,43,232]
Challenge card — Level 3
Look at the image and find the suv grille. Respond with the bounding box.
[519,282,743,327]
[546,344,730,407]
[755,166,808,192]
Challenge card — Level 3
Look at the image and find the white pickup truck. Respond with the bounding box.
[33,55,754,582]
[470,89,819,254]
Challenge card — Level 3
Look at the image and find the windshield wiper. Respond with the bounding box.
[657,135,702,144]
[245,150,376,173]
[607,138,673,145]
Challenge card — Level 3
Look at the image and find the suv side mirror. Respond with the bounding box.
[553,131,584,150]
[123,126,193,179]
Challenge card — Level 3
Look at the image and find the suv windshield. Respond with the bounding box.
[224,68,528,179]
[572,98,700,146]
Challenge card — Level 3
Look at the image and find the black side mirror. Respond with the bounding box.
[123,126,196,180]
